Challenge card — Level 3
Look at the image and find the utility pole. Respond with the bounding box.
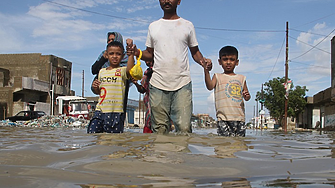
[255,100,259,128]
[284,21,289,133]
[82,70,84,97]
[261,84,264,131]
[138,93,141,125]
[253,105,255,129]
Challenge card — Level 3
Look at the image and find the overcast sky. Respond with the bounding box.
[1,0,334,121]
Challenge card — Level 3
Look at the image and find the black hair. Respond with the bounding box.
[106,41,124,53]
[219,46,238,59]
[107,32,115,41]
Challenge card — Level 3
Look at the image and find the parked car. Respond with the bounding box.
[6,111,46,122]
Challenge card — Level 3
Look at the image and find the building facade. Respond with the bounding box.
[298,36,335,129]
[0,53,72,119]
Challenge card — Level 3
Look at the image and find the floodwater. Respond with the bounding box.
[0,126,334,188]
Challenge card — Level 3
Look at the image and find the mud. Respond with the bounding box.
[0,127,334,187]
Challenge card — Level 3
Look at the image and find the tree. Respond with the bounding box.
[256,77,308,125]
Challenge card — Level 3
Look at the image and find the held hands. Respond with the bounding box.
[201,58,212,71]
[126,38,137,56]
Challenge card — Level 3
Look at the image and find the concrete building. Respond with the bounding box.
[0,53,72,119]
[298,36,335,129]
[133,100,145,126]
[311,36,335,129]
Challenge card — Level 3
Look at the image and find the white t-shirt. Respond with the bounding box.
[146,18,198,91]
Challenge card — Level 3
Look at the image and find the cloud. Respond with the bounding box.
[292,23,333,95]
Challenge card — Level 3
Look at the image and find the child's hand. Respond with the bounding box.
[92,79,101,89]
[126,38,136,56]
[205,58,212,71]
[242,90,250,101]
[131,77,138,84]
[201,58,212,71]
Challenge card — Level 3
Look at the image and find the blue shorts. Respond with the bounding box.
[87,111,125,133]
[217,121,246,137]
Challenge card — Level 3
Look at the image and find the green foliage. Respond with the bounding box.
[256,77,308,125]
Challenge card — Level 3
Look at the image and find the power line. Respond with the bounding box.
[289,28,328,37]
[288,36,330,54]
[196,31,251,45]
[291,12,335,28]
[42,0,335,37]
[195,27,284,33]
[290,28,335,61]
[267,37,285,81]
[42,0,151,24]
[290,60,330,69]
[42,0,334,75]
[42,0,286,33]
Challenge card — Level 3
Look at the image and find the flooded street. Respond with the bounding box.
[0,126,334,188]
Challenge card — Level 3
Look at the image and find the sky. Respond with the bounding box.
[1,0,334,122]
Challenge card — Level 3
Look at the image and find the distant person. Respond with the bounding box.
[87,40,135,133]
[127,0,212,134]
[203,46,250,137]
[132,60,154,133]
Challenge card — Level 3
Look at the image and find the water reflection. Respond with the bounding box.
[241,129,335,160]
[188,144,216,156]
[0,126,334,188]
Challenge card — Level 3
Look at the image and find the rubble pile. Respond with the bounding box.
[0,115,90,128]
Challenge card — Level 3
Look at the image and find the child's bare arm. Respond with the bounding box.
[131,77,146,94]
[204,69,216,91]
[242,80,251,101]
[126,39,154,62]
[126,39,135,77]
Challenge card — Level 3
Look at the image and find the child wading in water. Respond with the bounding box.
[203,46,251,137]
[132,60,154,133]
[87,40,135,133]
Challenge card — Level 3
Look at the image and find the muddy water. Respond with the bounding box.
[0,127,334,188]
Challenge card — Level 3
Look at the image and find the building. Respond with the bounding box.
[192,113,215,127]
[133,100,145,126]
[0,53,72,119]
[297,36,335,129]
[310,36,335,129]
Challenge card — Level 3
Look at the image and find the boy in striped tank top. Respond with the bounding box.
[203,46,251,137]
[88,40,135,133]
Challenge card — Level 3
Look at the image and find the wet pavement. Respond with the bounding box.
[0,124,334,187]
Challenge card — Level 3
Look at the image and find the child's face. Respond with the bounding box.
[106,46,124,68]
[145,60,153,67]
[218,55,239,74]
[107,34,115,44]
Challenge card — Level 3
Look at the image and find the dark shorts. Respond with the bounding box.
[87,111,125,133]
[217,120,246,137]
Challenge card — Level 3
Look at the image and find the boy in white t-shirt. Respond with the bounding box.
[203,46,251,137]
